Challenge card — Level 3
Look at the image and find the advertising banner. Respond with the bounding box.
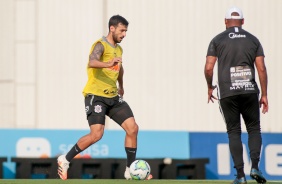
[189,132,282,180]
[0,129,189,178]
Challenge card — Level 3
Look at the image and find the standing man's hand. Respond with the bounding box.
[208,85,218,103]
[260,95,268,114]
[255,56,268,114]
[205,56,217,103]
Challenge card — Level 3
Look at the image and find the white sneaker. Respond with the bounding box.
[57,155,69,180]
[124,167,132,180]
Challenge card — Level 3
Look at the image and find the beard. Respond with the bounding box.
[113,34,122,43]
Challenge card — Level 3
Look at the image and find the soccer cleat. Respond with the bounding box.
[231,176,247,184]
[57,155,69,180]
[124,166,132,180]
[250,168,267,184]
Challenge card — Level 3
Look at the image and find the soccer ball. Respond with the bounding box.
[129,160,151,180]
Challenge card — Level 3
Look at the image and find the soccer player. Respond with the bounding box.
[57,15,138,180]
[204,6,268,184]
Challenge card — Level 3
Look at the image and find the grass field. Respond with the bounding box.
[0,180,281,184]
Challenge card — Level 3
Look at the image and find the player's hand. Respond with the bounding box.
[207,85,217,103]
[107,57,122,67]
[260,95,268,114]
[118,87,124,97]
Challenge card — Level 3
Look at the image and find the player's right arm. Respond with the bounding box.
[88,42,121,68]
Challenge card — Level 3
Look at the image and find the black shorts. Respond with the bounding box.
[84,94,134,126]
[218,93,260,132]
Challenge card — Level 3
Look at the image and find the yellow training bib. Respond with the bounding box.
[83,37,123,98]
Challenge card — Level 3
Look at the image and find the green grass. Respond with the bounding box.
[0,180,281,184]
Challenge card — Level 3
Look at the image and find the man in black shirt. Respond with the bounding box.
[204,6,268,184]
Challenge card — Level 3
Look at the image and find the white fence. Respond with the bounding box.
[0,0,282,132]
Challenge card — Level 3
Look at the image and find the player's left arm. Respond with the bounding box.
[204,56,218,103]
[255,56,268,113]
[118,65,124,97]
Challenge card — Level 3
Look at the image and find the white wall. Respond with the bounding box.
[0,0,282,132]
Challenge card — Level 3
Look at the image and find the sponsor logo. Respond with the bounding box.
[16,137,51,157]
[217,143,282,176]
[230,67,236,72]
[119,97,124,103]
[230,71,251,77]
[85,106,89,112]
[104,89,117,95]
[229,33,246,39]
[108,64,121,71]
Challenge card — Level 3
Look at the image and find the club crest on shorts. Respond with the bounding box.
[94,105,102,113]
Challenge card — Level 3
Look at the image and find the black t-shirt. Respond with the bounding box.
[207,26,265,99]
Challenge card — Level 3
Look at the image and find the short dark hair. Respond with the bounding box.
[108,15,129,29]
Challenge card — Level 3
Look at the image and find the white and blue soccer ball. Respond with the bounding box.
[129,159,151,180]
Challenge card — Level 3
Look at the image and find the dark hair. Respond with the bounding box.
[108,15,129,29]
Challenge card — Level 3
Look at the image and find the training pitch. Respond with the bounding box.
[0,180,281,184]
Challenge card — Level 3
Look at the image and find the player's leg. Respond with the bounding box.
[58,95,107,180]
[241,93,266,183]
[75,124,105,152]
[109,96,138,179]
[219,96,246,183]
[121,117,139,163]
[58,124,105,180]
[121,117,139,179]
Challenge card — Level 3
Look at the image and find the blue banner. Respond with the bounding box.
[2,129,281,180]
[0,129,190,178]
[189,132,282,180]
